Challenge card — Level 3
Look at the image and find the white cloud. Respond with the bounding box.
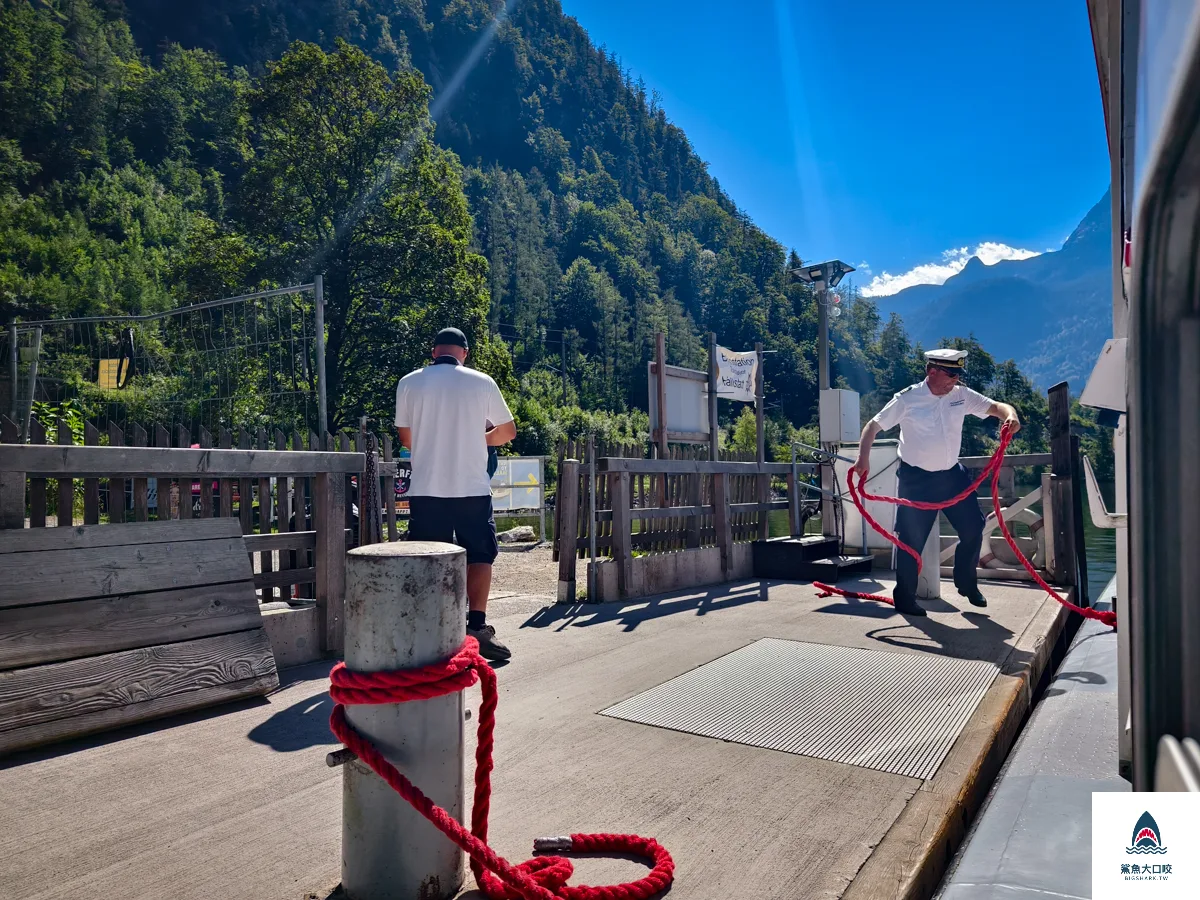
[855,260,873,278]
[861,243,1041,298]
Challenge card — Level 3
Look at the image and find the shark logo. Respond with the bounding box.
[1127,811,1168,855]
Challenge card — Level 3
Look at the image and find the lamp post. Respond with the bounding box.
[790,260,854,391]
[790,260,855,540]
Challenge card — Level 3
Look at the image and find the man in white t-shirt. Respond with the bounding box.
[852,348,1021,616]
[395,327,517,660]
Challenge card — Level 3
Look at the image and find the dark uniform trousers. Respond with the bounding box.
[893,461,985,606]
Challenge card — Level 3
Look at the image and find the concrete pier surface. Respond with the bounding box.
[0,573,1070,900]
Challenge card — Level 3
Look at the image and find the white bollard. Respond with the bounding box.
[341,541,467,900]
[916,516,942,600]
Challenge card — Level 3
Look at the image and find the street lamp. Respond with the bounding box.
[790,259,854,392]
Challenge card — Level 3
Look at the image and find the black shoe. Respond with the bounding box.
[467,624,512,661]
[893,601,927,617]
[959,589,987,608]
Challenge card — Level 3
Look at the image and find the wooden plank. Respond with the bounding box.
[648,361,709,383]
[107,422,126,524]
[1047,382,1076,586]
[253,567,316,591]
[257,428,274,597]
[314,471,347,653]
[175,425,193,519]
[237,427,253,535]
[198,427,214,519]
[29,417,46,527]
[244,530,317,553]
[0,535,253,608]
[294,429,313,597]
[0,582,262,670]
[0,415,24,529]
[131,423,148,522]
[0,517,241,554]
[56,417,74,526]
[219,428,234,517]
[596,457,811,476]
[83,422,100,525]
[275,429,293,598]
[154,423,173,522]
[713,472,733,580]
[0,444,366,477]
[610,471,632,598]
[556,460,580,602]
[0,630,278,756]
[383,433,397,542]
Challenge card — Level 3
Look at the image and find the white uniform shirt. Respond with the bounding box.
[872,381,995,472]
[395,361,514,498]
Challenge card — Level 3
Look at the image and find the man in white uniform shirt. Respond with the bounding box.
[852,348,1021,616]
[395,327,517,660]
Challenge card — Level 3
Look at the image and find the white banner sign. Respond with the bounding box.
[716,346,758,403]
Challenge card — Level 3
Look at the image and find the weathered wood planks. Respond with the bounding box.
[0,582,262,670]
[0,630,277,755]
[0,517,279,756]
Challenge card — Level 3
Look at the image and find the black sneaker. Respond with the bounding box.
[467,624,512,661]
[959,589,988,608]
[893,601,927,617]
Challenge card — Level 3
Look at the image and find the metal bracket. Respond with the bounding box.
[1082,454,1127,528]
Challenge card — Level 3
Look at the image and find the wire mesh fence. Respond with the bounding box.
[4,284,323,438]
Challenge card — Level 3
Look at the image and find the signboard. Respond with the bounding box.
[394,458,411,516]
[647,363,710,441]
[491,457,542,511]
[715,346,758,403]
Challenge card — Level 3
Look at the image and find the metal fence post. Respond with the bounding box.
[341,541,467,900]
[314,274,328,433]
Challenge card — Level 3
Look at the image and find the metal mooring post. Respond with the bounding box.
[341,541,467,900]
[916,517,942,600]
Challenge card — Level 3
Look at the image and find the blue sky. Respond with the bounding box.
[557,0,1110,299]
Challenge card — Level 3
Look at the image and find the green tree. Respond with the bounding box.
[238,39,507,428]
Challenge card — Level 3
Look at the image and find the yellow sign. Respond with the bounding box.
[98,359,123,389]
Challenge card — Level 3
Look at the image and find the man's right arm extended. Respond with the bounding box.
[853,420,883,478]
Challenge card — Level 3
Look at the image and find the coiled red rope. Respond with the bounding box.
[328,638,675,900]
[813,425,1117,628]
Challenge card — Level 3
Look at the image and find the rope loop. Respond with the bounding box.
[329,637,675,900]
[816,425,1117,628]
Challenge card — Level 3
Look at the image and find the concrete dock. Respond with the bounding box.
[0,573,1070,900]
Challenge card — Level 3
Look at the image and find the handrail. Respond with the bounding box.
[1082,453,1127,527]
[595,457,815,475]
[0,444,364,477]
[962,453,1052,469]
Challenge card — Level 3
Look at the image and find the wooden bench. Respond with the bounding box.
[0,518,279,756]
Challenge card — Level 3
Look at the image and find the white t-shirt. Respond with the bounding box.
[394,361,514,498]
[872,380,995,472]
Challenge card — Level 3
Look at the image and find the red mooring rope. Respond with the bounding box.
[329,639,675,900]
[813,424,1117,629]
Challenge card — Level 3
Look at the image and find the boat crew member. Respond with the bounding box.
[852,348,1021,616]
[395,327,517,660]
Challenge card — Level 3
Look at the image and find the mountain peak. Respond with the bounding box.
[1062,189,1111,254]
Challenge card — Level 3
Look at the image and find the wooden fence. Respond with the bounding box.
[0,414,402,607]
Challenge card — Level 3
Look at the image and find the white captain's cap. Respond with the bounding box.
[925,348,968,370]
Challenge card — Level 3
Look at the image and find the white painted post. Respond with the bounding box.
[916,515,942,600]
[341,541,467,900]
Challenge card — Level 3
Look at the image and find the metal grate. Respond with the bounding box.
[600,638,998,780]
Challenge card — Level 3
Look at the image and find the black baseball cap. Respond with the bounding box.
[433,327,468,349]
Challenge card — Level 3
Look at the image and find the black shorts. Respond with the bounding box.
[407,495,498,565]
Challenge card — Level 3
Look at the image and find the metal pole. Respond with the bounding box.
[708,332,719,461]
[755,342,765,464]
[341,541,467,900]
[22,327,42,442]
[655,331,669,460]
[561,335,568,405]
[539,456,547,542]
[587,433,597,602]
[7,325,17,423]
[818,287,830,391]
[314,274,329,433]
